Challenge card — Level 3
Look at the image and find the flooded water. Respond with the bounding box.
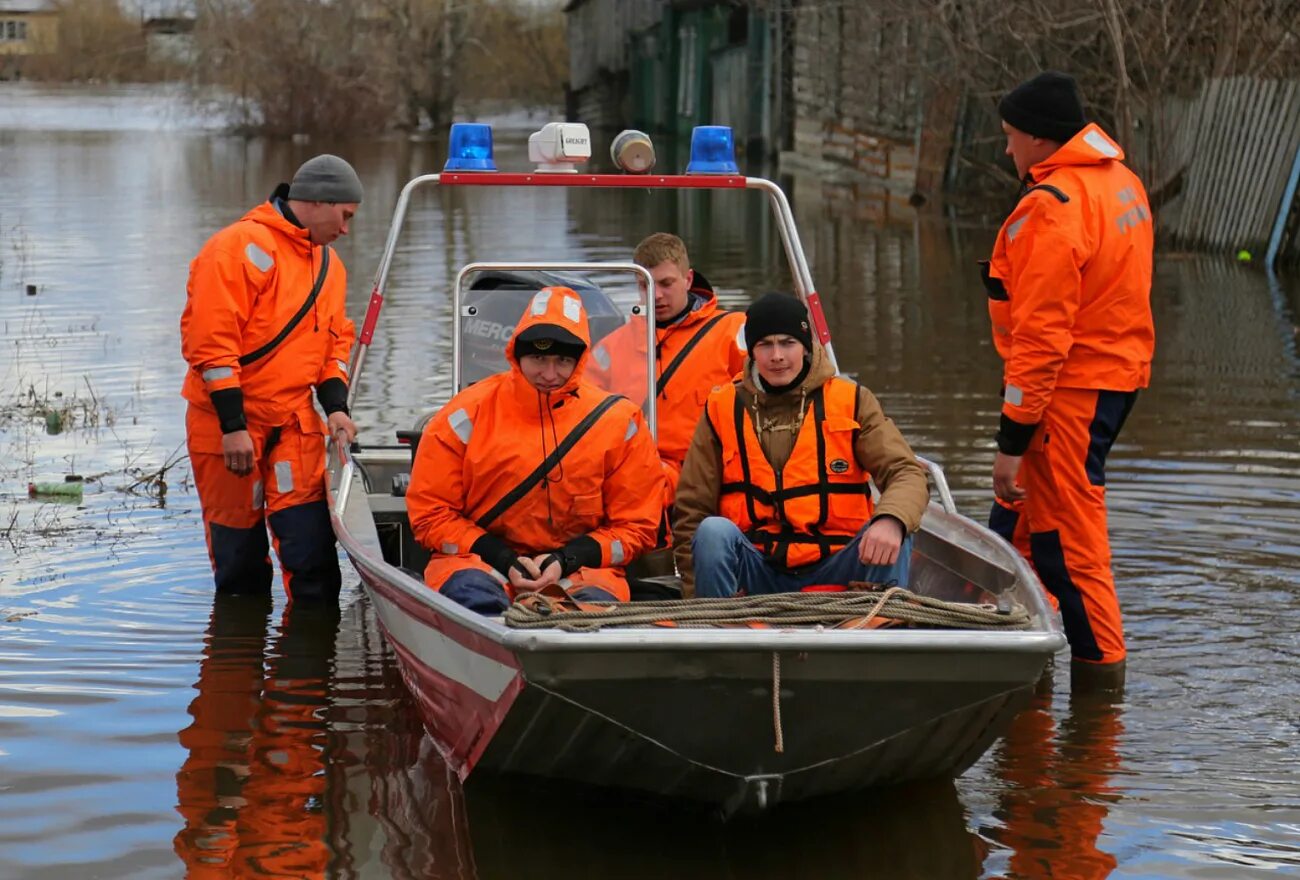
[1,84,1298,878]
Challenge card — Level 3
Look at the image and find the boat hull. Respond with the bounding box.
[339,471,1060,810]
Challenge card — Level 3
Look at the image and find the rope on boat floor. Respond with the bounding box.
[502,585,1033,633]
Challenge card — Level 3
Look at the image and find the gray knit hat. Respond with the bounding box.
[288,154,364,203]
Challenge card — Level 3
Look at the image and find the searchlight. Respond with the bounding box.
[528,122,592,173]
[685,125,739,174]
[610,129,656,174]
[444,123,497,172]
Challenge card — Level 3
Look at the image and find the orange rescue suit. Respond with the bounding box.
[407,287,665,602]
[705,376,873,569]
[180,199,354,597]
[983,124,1154,666]
[586,280,746,499]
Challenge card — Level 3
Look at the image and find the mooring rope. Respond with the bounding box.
[772,651,784,754]
[502,585,1032,632]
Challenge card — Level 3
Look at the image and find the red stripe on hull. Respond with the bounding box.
[386,635,524,782]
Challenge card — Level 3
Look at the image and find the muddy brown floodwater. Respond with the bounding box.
[1,83,1297,879]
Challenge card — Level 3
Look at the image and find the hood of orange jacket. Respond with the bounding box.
[1027,123,1126,180]
[502,285,593,403]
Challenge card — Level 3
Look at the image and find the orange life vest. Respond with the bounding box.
[706,376,873,569]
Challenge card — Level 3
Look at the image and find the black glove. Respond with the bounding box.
[471,533,521,578]
[543,535,602,577]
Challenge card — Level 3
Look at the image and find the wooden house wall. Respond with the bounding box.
[789,3,926,191]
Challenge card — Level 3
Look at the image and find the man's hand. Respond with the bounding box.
[508,555,564,593]
[328,411,357,446]
[529,554,564,589]
[993,452,1026,503]
[858,517,905,566]
[222,430,255,476]
[507,556,543,592]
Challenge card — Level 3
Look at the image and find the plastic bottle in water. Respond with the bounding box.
[28,481,83,500]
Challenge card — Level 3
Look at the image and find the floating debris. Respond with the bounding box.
[28,482,84,501]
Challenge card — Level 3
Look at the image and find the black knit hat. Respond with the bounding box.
[744,293,813,355]
[998,71,1087,143]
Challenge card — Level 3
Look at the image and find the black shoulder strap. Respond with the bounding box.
[1024,184,1070,204]
[239,247,331,367]
[656,312,732,399]
[475,393,626,530]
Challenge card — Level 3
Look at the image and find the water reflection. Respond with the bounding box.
[3,87,1300,879]
[174,595,336,877]
[173,592,480,880]
[467,775,983,880]
[982,679,1125,879]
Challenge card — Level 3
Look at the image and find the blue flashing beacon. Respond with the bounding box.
[444,123,497,172]
[685,125,738,174]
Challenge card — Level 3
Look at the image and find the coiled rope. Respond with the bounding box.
[503,585,1032,632]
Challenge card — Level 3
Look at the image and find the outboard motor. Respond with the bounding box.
[458,269,625,389]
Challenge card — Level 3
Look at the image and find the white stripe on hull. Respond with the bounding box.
[368,591,518,701]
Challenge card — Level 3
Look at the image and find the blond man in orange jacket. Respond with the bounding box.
[585,233,746,503]
[983,72,1155,685]
[181,155,361,600]
[406,287,665,613]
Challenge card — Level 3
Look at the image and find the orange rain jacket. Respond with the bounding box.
[406,287,665,601]
[984,123,1154,452]
[586,278,746,498]
[181,201,354,443]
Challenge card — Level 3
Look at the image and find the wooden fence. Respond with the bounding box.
[1162,77,1300,263]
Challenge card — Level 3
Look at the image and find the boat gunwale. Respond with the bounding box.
[332,468,1067,659]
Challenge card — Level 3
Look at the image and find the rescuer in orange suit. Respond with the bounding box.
[672,293,929,598]
[406,286,665,613]
[181,154,361,601]
[982,72,1155,689]
[585,233,746,503]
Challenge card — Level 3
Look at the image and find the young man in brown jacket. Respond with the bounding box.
[672,293,929,598]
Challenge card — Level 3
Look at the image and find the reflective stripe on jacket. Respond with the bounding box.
[985,123,1155,426]
[180,201,353,434]
[707,375,873,570]
[407,286,665,593]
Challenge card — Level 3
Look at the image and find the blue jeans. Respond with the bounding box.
[691,517,912,598]
[441,569,618,615]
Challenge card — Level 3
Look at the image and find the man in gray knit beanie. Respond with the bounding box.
[179,151,364,601]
